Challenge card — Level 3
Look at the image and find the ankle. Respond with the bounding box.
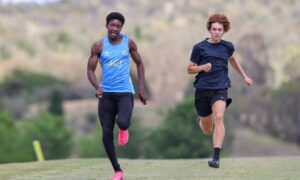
[213,147,221,160]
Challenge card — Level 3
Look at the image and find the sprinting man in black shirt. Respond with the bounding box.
[187,13,253,168]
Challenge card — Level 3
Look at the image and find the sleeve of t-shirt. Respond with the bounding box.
[228,42,235,56]
[190,45,200,63]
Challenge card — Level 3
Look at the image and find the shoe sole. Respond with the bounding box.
[208,164,219,168]
[208,161,219,168]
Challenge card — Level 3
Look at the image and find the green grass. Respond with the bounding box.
[0,157,299,180]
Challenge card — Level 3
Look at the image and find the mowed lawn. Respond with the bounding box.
[0,157,299,180]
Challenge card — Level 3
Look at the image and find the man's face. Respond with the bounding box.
[209,22,224,42]
[106,19,123,40]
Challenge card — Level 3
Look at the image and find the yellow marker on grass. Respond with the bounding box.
[33,140,45,161]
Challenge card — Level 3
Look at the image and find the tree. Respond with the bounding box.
[48,89,64,115]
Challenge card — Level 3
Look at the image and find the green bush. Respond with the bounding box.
[77,128,105,158]
[77,117,147,159]
[0,110,21,163]
[57,31,72,44]
[116,117,148,158]
[19,113,73,160]
[146,97,211,159]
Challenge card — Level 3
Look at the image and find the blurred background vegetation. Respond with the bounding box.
[0,0,300,163]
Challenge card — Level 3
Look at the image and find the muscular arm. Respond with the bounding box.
[87,40,103,95]
[229,56,253,86]
[129,38,147,105]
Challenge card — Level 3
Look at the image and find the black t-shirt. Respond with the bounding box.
[190,38,234,89]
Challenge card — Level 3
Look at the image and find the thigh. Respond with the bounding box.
[211,89,227,119]
[212,100,226,116]
[195,89,212,117]
[98,93,117,129]
[116,93,134,121]
[210,89,228,106]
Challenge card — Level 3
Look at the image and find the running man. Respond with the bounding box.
[87,12,147,180]
[187,13,253,168]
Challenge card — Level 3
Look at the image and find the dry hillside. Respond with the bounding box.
[1,0,300,107]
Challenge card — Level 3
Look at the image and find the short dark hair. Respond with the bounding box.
[106,12,125,26]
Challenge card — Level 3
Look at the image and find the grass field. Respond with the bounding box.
[0,157,299,180]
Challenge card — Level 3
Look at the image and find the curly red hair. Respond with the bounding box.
[207,13,230,32]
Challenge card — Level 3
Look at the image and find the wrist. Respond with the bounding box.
[198,65,204,72]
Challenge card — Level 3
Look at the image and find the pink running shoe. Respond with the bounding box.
[112,171,123,180]
[118,129,129,147]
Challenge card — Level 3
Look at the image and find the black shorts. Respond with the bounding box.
[195,88,228,117]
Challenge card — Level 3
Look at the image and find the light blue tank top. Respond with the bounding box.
[99,34,134,93]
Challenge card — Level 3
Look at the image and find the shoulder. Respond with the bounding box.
[191,39,207,53]
[127,36,137,50]
[194,39,207,47]
[91,39,103,54]
[221,39,234,49]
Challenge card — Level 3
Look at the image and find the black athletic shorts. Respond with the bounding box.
[194,88,228,117]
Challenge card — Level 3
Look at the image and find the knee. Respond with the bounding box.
[117,118,130,130]
[213,113,224,122]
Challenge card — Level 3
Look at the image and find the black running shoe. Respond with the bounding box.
[226,98,232,108]
[208,159,220,168]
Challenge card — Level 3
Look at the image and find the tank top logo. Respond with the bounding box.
[103,51,109,57]
[108,59,124,67]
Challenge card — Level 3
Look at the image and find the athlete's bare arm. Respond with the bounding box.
[229,56,253,86]
[129,38,147,105]
[87,40,103,98]
[187,61,212,74]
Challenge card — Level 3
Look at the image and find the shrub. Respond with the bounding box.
[145,97,211,159]
[0,110,21,163]
[77,128,105,158]
[19,113,73,160]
